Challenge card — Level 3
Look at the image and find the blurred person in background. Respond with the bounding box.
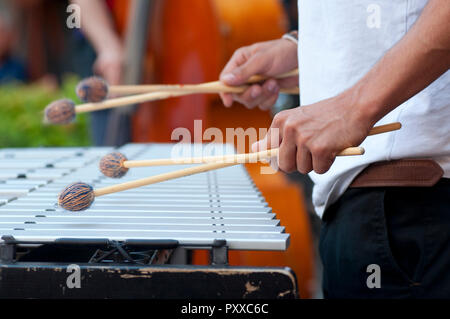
[70,0,125,146]
[8,0,96,88]
[71,0,123,88]
[0,0,96,87]
[0,9,26,83]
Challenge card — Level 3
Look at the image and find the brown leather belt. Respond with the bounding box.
[349,159,444,188]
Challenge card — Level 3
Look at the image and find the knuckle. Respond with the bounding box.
[279,161,296,173]
[296,133,306,147]
[234,47,247,57]
[273,110,288,125]
[283,119,297,137]
[272,114,283,127]
[249,43,262,54]
[310,143,328,157]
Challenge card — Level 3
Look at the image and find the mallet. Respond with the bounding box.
[59,145,362,211]
[76,69,300,102]
[98,122,402,178]
[44,69,300,125]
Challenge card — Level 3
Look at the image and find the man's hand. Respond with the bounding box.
[252,92,373,174]
[93,49,124,86]
[219,39,298,110]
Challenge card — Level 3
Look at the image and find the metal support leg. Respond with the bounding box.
[0,243,15,263]
[210,239,228,265]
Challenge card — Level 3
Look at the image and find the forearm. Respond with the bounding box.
[348,0,450,125]
[71,0,122,53]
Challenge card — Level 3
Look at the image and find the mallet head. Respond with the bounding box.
[58,182,95,211]
[99,152,129,178]
[44,99,76,125]
[76,76,109,102]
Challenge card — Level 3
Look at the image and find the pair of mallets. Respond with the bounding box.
[44,70,300,125]
[58,122,401,211]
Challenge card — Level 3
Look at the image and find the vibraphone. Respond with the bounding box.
[0,144,296,299]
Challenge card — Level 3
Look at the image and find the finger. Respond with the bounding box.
[296,146,313,174]
[277,76,299,89]
[221,54,269,86]
[312,150,336,174]
[105,68,122,86]
[220,48,251,85]
[233,84,263,109]
[252,110,286,152]
[252,126,281,152]
[263,79,280,94]
[219,92,234,107]
[278,140,297,173]
[220,48,249,77]
[259,80,280,110]
[235,82,279,110]
[259,93,279,111]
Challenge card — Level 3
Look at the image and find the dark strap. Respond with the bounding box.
[349,159,444,188]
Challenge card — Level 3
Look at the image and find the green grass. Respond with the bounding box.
[0,75,91,148]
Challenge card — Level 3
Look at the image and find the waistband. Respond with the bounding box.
[349,159,444,188]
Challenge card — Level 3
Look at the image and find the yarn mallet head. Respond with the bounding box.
[58,182,95,211]
[99,152,129,178]
[44,99,76,125]
[76,76,109,102]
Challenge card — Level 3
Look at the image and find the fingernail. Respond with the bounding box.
[267,82,278,93]
[221,74,235,83]
[251,87,260,98]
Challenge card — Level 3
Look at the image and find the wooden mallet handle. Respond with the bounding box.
[123,147,363,168]
[94,145,356,197]
[108,69,299,95]
[94,161,238,197]
[122,122,401,167]
[75,69,300,113]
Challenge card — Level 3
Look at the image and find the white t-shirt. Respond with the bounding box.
[298,0,450,217]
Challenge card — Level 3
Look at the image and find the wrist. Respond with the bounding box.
[339,83,385,128]
[281,30,298,45]
[280,31,298,56]
[277,38,299,71]
[279,37,298,52]
[94,34,123,57]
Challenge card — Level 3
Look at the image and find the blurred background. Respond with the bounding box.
[0,0,322,298]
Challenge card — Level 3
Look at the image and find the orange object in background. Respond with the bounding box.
[213,0,289,63]
[111,0,316,298]
[132,0,222,142]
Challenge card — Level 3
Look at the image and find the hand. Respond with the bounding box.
[93,49,124,85]
[219,39,298,110]
[252,93,374,174]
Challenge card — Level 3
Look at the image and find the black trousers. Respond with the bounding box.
[319,178,450,298]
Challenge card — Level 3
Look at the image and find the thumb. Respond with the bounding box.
[221,56,268,86]
[252,136,268,153]
[251,140,262,153]
[252,126,281,152]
